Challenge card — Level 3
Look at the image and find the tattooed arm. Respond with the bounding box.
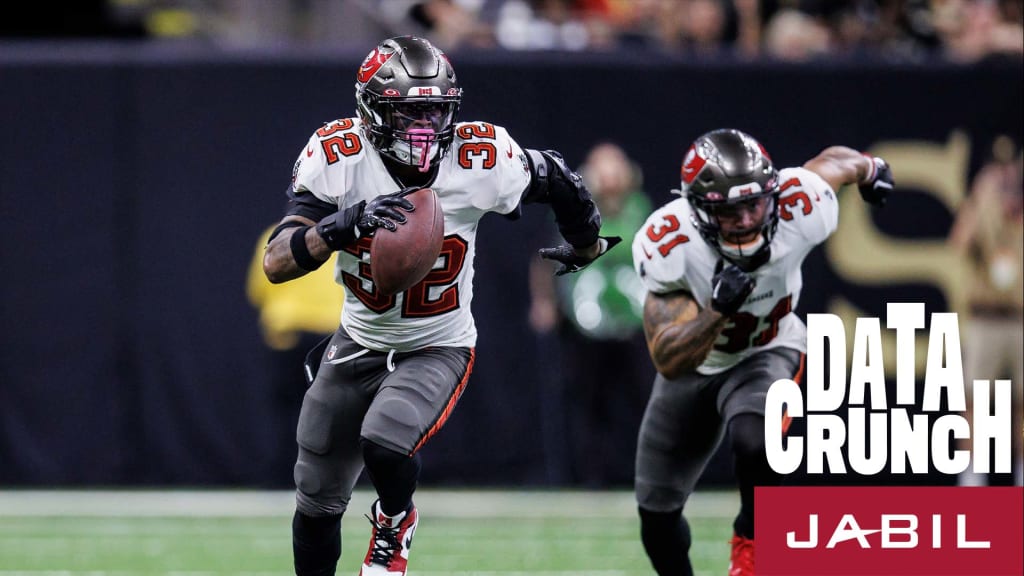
[642,289,728,379]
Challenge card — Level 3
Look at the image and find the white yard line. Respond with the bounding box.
[0,489,737,519]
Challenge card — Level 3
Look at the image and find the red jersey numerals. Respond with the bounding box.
[316,118,362,163]
[403,236,468,317]
[341,235,468,317]
[714,294,793,353]
[456,122,497,170]
[778,177,818,221]
[644,214,690,258]
[341,237,394,312]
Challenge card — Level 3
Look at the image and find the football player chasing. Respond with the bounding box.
[262,36,619,576]
[631,128,894,576]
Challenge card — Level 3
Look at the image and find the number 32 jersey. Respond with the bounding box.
[631,167,839,375]
[290,118,531,352]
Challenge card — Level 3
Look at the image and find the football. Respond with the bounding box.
[370,187,445,296]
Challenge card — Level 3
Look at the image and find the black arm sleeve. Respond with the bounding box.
[522,148,601,248]
[285,186,337,222]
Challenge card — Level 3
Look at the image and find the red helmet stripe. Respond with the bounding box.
[357,48,394,84]
[681,145,706,185]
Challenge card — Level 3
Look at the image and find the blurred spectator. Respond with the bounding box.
[763,7,833,59]
[827,1,906,57]
[246,225,345,487]
[407,0,497,50]
[733,0,763,57]
[574,0,641,48]
[529,142,655,487]
[931,0,1024,61]
[947,135,1023,487]
[572,0,741,55]
[494,0,591,50]
[674,0,732,55]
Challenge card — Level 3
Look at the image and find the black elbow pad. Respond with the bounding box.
[524,149,601,248]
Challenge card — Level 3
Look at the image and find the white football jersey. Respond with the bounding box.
[291,118,531,351]
[632,167,839,374]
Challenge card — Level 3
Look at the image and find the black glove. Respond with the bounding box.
[357,187,417,235]
[858,156,894,207]
[711,263,755,315]
[538,236,622,276]
[316,187,417,250]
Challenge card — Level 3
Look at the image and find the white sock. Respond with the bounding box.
[374,500,411,525]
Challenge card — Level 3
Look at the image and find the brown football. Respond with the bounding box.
[370,188,445,296]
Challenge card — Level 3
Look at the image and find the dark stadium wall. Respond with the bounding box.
[0,47,1020,487]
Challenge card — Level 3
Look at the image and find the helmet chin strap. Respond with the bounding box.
[718,234,764,257]
[717,234,770,271]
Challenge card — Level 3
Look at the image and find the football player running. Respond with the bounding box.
[631,128,893,576]
[262,36,619,576]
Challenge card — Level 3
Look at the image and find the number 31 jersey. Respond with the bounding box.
[290,118,531,352]
[631,167,839,375]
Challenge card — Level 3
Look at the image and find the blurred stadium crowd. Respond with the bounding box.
[3,0,1021,63]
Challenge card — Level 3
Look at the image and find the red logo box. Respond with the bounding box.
[756,486,1024,576]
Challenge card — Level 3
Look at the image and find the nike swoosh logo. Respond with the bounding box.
[683,166,695,174]
[403,523,416,550]
[306,146,315,157]
[506,144,513,158]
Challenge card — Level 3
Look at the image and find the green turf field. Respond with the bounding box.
[0,489,738,575]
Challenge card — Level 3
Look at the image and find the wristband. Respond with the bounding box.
[289,226,324,271]
[861,153,877,183]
